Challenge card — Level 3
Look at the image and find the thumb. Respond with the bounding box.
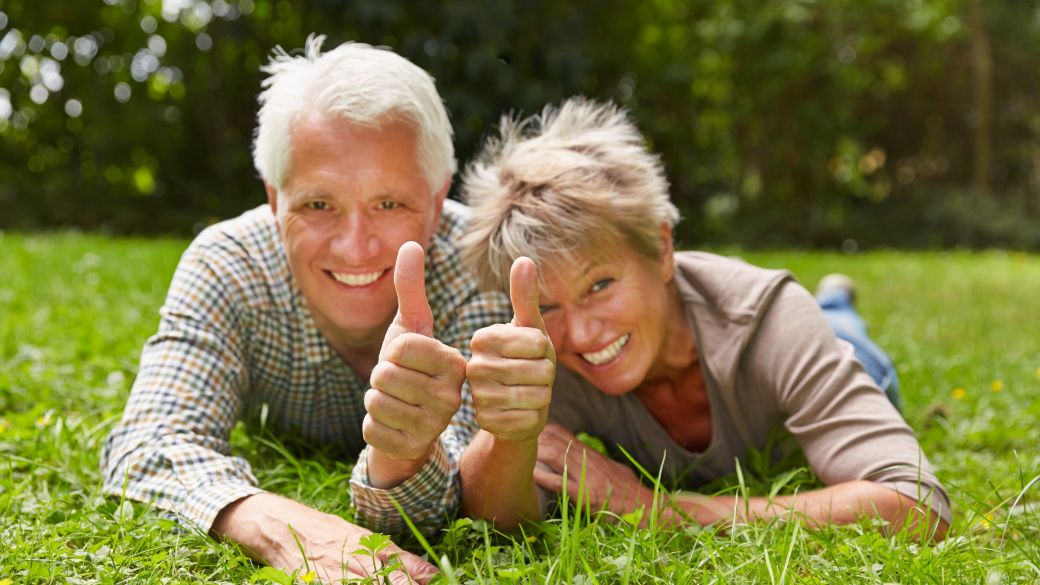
[392,241,434,337]
[509,256,546,333]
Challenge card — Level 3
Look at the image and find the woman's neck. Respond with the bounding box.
[644,279,699,384]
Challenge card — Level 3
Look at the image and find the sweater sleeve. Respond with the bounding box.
[743,282,952,525]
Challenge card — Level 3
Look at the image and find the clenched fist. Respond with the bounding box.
[467,257,555,442]
[363,241,467,487]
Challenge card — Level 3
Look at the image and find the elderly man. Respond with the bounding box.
[100,36,510,583]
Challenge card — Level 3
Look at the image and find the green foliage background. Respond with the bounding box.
[2,0,1039,248]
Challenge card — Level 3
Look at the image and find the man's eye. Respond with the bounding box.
[590,278,614,293]
[306,201,329,211]
[377,200,400,210]
[538,304,557,314]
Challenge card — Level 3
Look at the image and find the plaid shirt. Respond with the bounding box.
[100,200,511,535]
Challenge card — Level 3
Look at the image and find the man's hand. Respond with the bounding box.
[467,257,555,442]
[363,241,467,488]
[533,423,650,516]
[213,493,437,585]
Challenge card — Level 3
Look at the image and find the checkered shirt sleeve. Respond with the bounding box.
[101,201,512,536]
[99,242,264,532]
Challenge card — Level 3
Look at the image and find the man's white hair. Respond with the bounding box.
[252,35,456,194]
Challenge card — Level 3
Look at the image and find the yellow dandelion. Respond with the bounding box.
[991,380,1004,392]
[526,535,538,543]
[0,577,11,585]
[974,513,996,529]
[952,388,967,400]
[299,570,317,584]
[1035,367,1040,379]
[35,410,54,428]
[0,419,9,433]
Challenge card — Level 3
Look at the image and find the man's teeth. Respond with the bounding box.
[331,270,383,287]
[582,334,630,365]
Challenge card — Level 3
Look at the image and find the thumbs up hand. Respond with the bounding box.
[363,242,467,487]
[466,257,556,442]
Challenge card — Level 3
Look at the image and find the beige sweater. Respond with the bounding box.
[549,251,951,524]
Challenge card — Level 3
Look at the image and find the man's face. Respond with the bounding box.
[269,113,446,349]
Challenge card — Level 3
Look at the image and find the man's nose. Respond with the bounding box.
[330,212,379,263]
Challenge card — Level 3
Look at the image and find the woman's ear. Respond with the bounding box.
[658,222,675,280]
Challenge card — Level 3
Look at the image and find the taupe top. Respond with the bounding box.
[550,252,951,523]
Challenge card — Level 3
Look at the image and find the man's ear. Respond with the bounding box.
[658,222,675,280]
[265,183,279,215]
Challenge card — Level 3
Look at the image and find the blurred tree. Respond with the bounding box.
[0,0,1038,248]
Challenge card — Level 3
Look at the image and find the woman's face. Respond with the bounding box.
[538,241,676,395]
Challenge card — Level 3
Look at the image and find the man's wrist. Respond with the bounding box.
[366,443,434,489]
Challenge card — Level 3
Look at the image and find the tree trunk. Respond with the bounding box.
[969,0,993,193]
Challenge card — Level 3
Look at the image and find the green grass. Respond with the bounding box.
[2,232,1038,583]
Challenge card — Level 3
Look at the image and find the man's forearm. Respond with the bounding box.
[460,430,541,530]
[211,493,335,568]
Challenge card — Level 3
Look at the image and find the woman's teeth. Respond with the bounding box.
[582,333,630,365]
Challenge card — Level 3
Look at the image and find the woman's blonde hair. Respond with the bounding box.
[461,97,679,292]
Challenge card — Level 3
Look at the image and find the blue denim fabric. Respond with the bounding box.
[817,288,902,411]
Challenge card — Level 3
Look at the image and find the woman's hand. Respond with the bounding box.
[533,423,652,516]
[459,257,555,528]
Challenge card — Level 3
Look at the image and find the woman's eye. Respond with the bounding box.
[590,278,614,293]
[538,304,557,314]
[306,201,329,211]
[377,200,400,210]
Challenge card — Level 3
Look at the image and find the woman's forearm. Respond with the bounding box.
[460,430,542,529]
[667,480,948,539]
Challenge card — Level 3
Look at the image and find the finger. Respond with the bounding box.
[364,388,431,432]
[393,241,434,337]
[471,383,552,412]
[370,357,463,411]
[536,437,570,472]
[361,411,432,460]
[541,423,577,442]
[379,544,439,585]
[381,333,468,379]
[467,354,555,387]
[533,464,566,493]
[509,257,547,333]
[470,324,551,360]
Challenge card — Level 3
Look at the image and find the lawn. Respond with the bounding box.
[1,231,1038,583]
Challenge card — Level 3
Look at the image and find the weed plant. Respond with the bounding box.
[1,233,1038,583]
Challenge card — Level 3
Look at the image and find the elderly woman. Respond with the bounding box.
[457,98,949,537]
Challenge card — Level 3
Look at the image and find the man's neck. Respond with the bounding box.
[319,322,388,381]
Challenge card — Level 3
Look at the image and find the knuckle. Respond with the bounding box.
[363,388,381,413]
[536,359,556,383]
[469,328,494,352]
[465,356,493,380]
[530,331,550,355]
[531,385,553,408]
[446,348,467,373]
[369,361,393,388]
[387,332,425,360]
[361,414,379,444]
